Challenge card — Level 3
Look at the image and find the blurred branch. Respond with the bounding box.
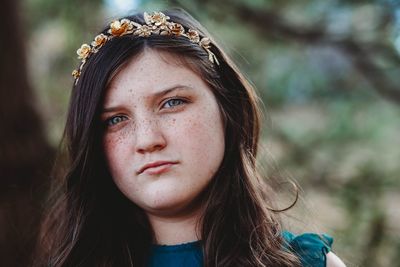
[338,41,400,104]
[232,3,400,104]
[173,0,400,104]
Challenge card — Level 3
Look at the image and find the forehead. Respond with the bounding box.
[104,50,206,101]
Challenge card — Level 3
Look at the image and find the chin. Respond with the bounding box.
[142,195,200,217]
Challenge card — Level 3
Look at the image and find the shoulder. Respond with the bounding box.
[282,231,346,267]
[326,252,346,267]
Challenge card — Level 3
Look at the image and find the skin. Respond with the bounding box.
[101,49,225,245]
[326,252,347,267]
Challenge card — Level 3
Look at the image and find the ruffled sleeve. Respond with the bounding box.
[282,231,333,267]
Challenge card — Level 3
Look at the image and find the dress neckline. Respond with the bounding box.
[151,240,202,252]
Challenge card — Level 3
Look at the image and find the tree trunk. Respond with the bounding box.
[0,0,54,266]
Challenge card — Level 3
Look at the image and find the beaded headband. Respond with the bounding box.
[72,11,219,84]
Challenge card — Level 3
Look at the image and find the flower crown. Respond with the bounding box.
[72,11,219,84]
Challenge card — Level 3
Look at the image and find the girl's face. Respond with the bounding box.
[101,50,225,218]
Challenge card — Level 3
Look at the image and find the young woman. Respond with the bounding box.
[35,9,346,267]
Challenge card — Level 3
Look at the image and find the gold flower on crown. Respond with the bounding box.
[72,69,80,79]
[187,29,200,43]
[144,11,169,26]
[77,44,91,59]
[200,37,211,49]
[109,19,133,36]
[134,25,152,37]
[169,23,185,36]
[72,12,220,85]
[91,34,108,48]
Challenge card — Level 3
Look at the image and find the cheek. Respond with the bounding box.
[103,135,140,199]
[102,133,130,177]
[178,105,225,174]
[194,104,224,143]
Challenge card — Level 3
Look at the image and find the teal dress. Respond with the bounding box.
[147,231,333,267]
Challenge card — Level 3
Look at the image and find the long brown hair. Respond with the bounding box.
[34,8,300,267]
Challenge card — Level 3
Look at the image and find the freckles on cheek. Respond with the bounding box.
[103,130,130,152]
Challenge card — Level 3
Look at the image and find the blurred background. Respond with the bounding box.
[1,0,399,266]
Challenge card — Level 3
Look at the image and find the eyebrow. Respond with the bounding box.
[102,85,194,113]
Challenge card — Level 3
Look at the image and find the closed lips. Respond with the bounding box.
[138,161,177,174]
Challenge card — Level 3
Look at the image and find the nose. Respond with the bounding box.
[134,117,166,154]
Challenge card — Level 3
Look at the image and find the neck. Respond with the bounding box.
[147,209,203,245]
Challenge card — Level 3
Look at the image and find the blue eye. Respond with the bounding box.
[106,115,127,127]
[163,98,186,108]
